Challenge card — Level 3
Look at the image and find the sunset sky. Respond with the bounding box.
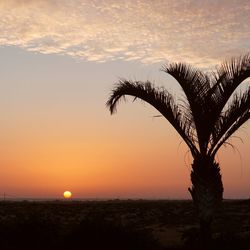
[0,0,249,199]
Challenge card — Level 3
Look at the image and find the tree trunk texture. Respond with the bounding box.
[188,156,224,250]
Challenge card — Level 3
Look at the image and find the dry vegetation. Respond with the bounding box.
[0,199,249,249]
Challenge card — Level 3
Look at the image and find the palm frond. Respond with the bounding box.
[209,87,250,155]
[208,53,250,120]
[106,80,199,156]
[210,108,249,158]
[162,63,213,154]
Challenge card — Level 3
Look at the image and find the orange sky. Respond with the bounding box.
[0,1,249,199]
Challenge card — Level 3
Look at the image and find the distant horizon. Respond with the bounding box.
[1,197,250,202]
[1,194,250,201]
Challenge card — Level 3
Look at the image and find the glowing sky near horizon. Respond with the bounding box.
[0,0,249,199]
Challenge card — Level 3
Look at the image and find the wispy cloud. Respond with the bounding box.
[0,0,249,66]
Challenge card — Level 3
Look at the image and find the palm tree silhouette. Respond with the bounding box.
[107,54,250,249]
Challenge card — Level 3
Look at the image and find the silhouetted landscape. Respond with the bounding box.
[0,2,249,250]
[0,199,250,250]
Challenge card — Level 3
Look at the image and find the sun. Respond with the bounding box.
[63,191,72,199]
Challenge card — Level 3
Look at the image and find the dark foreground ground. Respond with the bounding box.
[0,199,250,250]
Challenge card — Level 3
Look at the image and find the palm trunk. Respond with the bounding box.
[188,156,223,250]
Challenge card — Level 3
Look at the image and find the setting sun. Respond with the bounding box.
[63,191,72,199]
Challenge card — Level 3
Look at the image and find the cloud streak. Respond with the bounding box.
[0,0,250,66]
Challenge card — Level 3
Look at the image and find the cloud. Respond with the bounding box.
[0,0,250,67]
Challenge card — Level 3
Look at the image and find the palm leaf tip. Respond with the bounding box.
[106,93,116,114]
[106,93,118,115]
[106,79,166,115]
[106,80,129,114]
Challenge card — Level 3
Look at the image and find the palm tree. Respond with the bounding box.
[106,54,250,249]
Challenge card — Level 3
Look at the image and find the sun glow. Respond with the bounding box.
[63,191,72,199]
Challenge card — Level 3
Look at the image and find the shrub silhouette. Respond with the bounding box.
[62,217,162,250]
